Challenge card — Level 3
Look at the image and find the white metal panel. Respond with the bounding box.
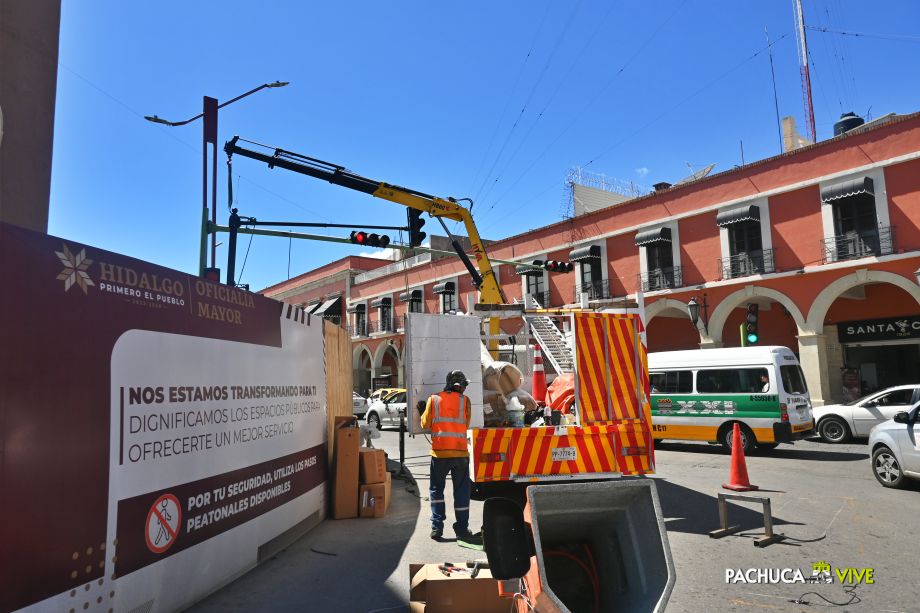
[405,313,484,434]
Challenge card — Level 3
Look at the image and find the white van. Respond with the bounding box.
[648,346,815,452]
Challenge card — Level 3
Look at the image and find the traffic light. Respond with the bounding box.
[350,231,390,248]
[407,209,427,247]
[542,260,574,273]
[745,303,759,345]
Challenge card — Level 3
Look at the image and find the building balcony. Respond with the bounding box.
[366,319,394,335]
[639,266,682,292]
[821,226,894,264]
[348,322,367,337]
[718,249,775,280]
[574,279,611,302]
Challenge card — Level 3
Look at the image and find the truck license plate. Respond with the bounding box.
[551,447,577,462]
[793,420,814,433]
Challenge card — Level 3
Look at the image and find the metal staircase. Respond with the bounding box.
[526,295,574,374]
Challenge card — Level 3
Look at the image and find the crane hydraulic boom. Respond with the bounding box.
[224,136,507,305]
[224,136,509,356]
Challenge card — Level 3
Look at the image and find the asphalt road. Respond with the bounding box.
[191,427,920,613]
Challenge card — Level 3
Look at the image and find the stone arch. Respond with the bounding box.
[644,298,705,351]
[645,298,692,323]
[806,269,920,331]
[373,342,403,386]
[709,285,806,343]
[353,344,373,370]
[353,344,373,395]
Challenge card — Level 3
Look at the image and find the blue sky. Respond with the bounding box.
[49,1,920,291]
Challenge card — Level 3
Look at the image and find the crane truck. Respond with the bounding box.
[223,136,655,487]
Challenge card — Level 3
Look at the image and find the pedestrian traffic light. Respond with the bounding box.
[542,260,574,273]
[745,303,759,345]
[407,209,427,247]
[350,231,390,248]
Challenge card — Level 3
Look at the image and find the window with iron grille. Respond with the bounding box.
[526,272,545,297]
[729,220,762,257]
[646,242,673,273]
[441,292,456,313]
[580,260,602,286]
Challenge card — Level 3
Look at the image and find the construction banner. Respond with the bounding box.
[0,222,327,613]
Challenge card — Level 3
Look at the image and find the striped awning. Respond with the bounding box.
[399,289,422,302]
[716,204,760,227]
[569,245,601,262]
[433,281,456,295]
[635,227,671,246]
[312,296,342,317]
[346,303,366,314]
[304,301,322,314]
[370,296,392,308]
[516,260,544,277]
[821,177,874,203]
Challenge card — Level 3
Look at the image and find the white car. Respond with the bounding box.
[869,402,920,488]
[353,392,367,418]
[366,390,407,430]
[812,385,920,444]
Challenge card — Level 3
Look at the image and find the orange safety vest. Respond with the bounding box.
[430,391,469,453]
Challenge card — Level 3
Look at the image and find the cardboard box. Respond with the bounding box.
[384,471,392,514]
[359,482,386,518]
[409,563,507,612]
[359,448,387,484]
[332,416,360,519]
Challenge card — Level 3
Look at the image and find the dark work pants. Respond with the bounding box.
[429,456,471,535]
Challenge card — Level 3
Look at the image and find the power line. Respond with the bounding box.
[806,24,920,44]
[477,0,690,223]
[472,0,584,204]
[466,1,552,198]
[487,33,793,226]
[478,1,618,207]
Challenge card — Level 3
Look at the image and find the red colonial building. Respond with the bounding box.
[265,111,920,406]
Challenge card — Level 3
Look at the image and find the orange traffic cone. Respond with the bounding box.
[723,423,758,491]
[532,344,547,403]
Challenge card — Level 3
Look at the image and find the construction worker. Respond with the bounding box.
[421,370,473,542]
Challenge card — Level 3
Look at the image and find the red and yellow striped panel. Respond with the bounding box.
[574,313,650,423]
[470,424,653,482]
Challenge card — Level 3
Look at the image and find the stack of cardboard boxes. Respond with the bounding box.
[358,447,391,518]
[332,416,391,519]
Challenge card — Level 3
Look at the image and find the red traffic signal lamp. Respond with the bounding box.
[350,231,390,248]
[407,209,427,247]
[543,260,574,273]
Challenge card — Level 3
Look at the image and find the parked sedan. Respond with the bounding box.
[365,391,407,430]
[352,392,367,418]
[365,387,403,409]
[813,384,920,443]
[869,402,920,488]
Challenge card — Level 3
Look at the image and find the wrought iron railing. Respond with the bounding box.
[347,322,367,337]
[821,226,894,263]
[366,319,394,334]
[639,266,682,292]
[718,249,775,280]
[574,279,611,302]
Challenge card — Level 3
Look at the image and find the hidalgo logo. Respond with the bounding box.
[55,243,95,294]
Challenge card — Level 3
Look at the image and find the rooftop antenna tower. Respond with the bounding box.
[794,0,817,142]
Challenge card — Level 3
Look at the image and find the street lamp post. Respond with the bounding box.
[687,294,709,335]
[145,81,289,279]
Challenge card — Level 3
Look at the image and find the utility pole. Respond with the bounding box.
[794,0,817,143]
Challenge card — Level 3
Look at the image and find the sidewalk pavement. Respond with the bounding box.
[189,438,483,613]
